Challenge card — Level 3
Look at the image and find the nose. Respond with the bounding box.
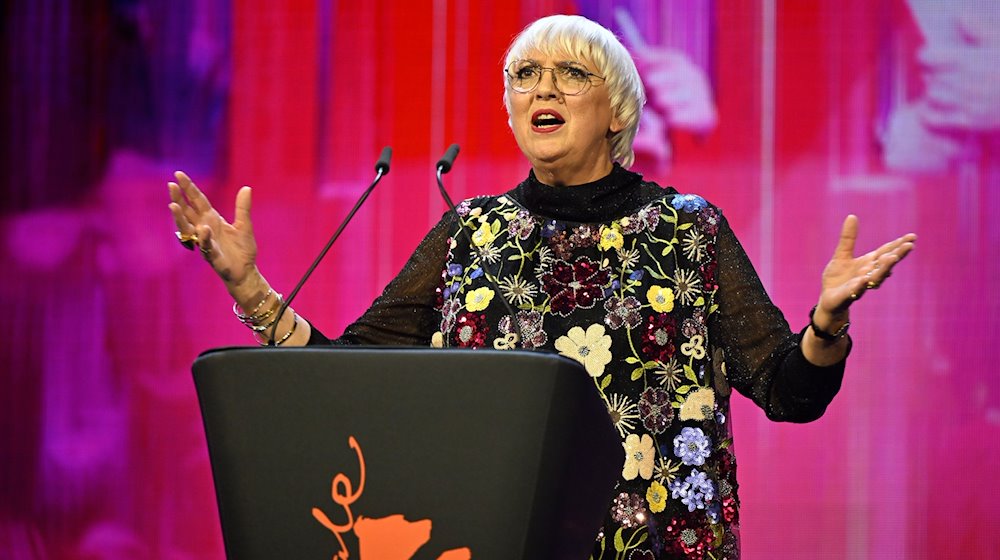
[534,68,561,99]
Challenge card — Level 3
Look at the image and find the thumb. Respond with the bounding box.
[834,214,858,259]
[234,186,253,227]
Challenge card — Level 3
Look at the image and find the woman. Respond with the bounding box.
[169,15,914,559]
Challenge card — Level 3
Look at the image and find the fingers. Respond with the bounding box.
[174,171,213,214]
[833,214,859,259]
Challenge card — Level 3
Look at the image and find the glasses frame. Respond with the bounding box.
[504,60,606,96]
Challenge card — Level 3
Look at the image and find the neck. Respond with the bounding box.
[530,158,614,187]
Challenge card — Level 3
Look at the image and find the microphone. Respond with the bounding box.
[436,143,460,173]
[267,146,392,345]
[433,144,526,347]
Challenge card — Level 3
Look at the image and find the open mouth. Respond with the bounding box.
[531,110,565,131]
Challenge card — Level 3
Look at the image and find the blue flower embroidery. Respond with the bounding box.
[669,468,716,512]
[673,427,712,466]
[671,194,708,213]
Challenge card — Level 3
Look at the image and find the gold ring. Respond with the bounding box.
[200,244,212,258]
[176,231,198,250]
[866,280,879,290]
[850,292,859,300]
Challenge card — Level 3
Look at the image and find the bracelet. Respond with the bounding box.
[255,313,299,346]
[809,305,849,341]
[234,292,283,326]
[233,288,275,323]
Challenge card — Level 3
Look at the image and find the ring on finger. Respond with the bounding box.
[866,280,880,290]
[200,244,212,259]
[176,231,198,250]
[850,291,859,300]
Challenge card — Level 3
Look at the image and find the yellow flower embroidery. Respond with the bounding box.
[647,285,675,313]
[598,224,624,251]
[471,221,495,246]
[465,287,495,312]
[646,480,668,513]
[622,433,655,481]
[554,324,613,377]
[679,387,716,421]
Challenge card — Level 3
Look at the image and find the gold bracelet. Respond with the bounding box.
[234,292,283,326]
[254,313,298,346]
[233,288,275,323]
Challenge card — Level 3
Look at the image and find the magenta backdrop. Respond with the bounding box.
[2,0,998,558]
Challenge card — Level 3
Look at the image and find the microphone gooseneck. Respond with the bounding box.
[267,146,393,345]
[434,144,527,347]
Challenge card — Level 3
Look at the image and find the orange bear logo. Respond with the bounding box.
[312,436,472,560]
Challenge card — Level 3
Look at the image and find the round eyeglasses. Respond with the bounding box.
[504,60,606,96]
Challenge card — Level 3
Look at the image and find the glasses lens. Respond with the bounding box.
[507,61,540,93]
[554,65,591,95]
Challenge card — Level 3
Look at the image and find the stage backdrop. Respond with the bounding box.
[2,0,998,558]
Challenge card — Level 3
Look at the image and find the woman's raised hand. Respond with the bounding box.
[168,171,258,289]
[818,214,917,316]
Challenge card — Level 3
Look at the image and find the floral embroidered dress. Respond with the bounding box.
[312,165,847,559]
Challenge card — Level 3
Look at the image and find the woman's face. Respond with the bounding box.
[507,51,623,185]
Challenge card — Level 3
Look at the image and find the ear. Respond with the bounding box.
[610,114,625,134]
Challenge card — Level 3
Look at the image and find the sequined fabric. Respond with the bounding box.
[311,164,847,559]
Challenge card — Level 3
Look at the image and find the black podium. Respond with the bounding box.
[193,347,621,560]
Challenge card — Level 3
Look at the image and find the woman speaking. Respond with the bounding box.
[168,14,915,559]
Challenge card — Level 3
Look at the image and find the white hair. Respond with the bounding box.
[502,14,646,167]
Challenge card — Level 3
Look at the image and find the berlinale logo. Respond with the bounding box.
[312,436,472,559]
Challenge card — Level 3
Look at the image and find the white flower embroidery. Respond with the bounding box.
[554,324,613,377]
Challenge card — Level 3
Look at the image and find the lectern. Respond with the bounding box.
[193,347,621,559]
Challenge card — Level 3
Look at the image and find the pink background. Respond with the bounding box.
[2,0,998,558]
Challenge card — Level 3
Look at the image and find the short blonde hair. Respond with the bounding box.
[502,15,646,168]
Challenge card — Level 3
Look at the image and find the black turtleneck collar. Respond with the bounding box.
[506,163,673,223]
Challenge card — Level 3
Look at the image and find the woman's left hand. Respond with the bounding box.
[817,214,917,318]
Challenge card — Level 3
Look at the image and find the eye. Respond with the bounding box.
[514,64,540,80]
[559,65,590,81]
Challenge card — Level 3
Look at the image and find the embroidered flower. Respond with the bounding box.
[439,298,462,333]
[671,193,708,213]
[510,310,547,349]
[617,246,641,270]
[669,468,715,512]
[453,312,488,348]
[699,260,718,292]
[646,285,675,313]
[606,393,640,438]
[598,224,625,251]
[498,276,538,306]
[680,334,706,360]
[654,457,682,485]
[682,229,708,263]
[646,480,668,513]
[471,220,497,247]
[696,207,721,235]
[430,331,444,348]
[464,286,495,312]
[679,387,716,421]
[455,200,471,216]
[622,205,661,234]
[681,317,706,339]
[507,210,535,240]
[541,256,610,316]
[622,434,655,481]
[540,219,565,238]
[653,357,685,390]
[554,324,613,377]
[642,314,677,362]
[638,387,674,434]
[611,492,648,528]
[604,296,642,330]
[477,244,502,264]
[672,269,703,305]
[673,427,712,466]
[568,224,601,248]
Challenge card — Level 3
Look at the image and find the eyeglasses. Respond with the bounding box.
[504,60,606,96]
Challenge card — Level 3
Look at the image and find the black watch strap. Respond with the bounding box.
[809,305,849,341]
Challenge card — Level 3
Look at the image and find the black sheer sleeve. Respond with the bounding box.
[306,214,455,347]
[711,214,849,423]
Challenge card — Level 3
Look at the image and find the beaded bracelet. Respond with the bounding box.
[809,305,849,341]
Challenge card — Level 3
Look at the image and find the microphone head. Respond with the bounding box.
[436,143,461,173]
[375,146,392,175]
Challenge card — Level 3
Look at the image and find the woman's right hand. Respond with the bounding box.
[168,171,258,289]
